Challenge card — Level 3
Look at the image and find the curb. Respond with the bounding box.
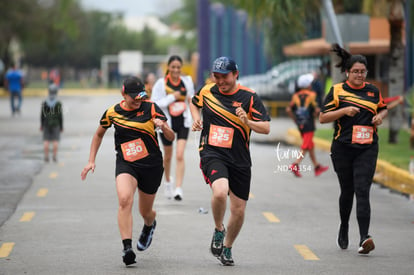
[0,88,120,97]
[286,128,414,196]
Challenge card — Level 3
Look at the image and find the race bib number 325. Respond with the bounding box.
[121,138,149,162]
[208,124,234,148]
[352,125,373,144]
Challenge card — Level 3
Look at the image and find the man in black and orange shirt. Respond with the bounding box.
[320,44,387,255]
[286,73,328,177]
[190,56,270,266]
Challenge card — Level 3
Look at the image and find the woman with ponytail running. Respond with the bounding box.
[319,44,388,255]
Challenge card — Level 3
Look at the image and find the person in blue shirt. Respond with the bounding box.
[4,63,24,116]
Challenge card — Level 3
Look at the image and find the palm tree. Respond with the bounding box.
[387,0,405,144]
[219,0,320,62]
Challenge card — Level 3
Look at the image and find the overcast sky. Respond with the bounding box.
[79,0,183,18]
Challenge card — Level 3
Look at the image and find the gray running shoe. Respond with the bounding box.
[219,246,234,266]
[210,227,226,257]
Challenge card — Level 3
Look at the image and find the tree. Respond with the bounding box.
[162,0,198,56]
[0,0,42,67]
[141,25,158,55]
[218,0,321,62]
[387,0,405,144]
[219,0,411,145]
[22,0,83,67]
[361,0,406,144]
[2,0,180,72]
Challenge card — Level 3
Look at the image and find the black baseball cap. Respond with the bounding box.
[122,76,148,100]
[212,56,238,74]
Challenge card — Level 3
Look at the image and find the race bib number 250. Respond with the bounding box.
[121,138,149,162]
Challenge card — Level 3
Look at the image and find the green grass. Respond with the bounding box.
[314,128,414,170]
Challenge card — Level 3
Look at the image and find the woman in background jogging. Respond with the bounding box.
[151,55,195,201]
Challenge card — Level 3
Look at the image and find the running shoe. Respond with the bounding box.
[210,227,226,257]
[289,163,302,177]
[358,235,375,254]
[336,223,349,249]
[219,246,234,266]
[315,164,329,176]
[137,220,156,251]
[122,247,136,265]
[164,180,174,199]
[174,187,183,201]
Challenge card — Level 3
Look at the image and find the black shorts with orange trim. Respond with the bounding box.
[115,158,163,194]
[200,158,251,201]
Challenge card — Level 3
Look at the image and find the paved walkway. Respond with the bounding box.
[1,93,414,274]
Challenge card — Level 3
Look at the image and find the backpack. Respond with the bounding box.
[42,101,62,128]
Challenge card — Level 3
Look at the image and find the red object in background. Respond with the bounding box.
[383,96,401,104]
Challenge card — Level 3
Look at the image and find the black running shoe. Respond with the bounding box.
[210,227,226,257]
[122,247,136,265]
[358,235,375,254]
[337,223,349,249]
[137,220,156,251]
[219,246,234,266]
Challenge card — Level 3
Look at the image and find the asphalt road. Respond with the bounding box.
[1,94,414,275]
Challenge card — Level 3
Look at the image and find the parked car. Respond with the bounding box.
[239,58,322,101]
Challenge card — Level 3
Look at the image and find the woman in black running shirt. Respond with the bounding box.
[320,44,387,255]
[81,77,174,266]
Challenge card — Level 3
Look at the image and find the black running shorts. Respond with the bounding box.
[159,115,189,146]
[116,159,163,194]
[200,158,251,201]
[159,126,189,146]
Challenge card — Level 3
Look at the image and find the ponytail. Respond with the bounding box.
[331,43,367,73]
